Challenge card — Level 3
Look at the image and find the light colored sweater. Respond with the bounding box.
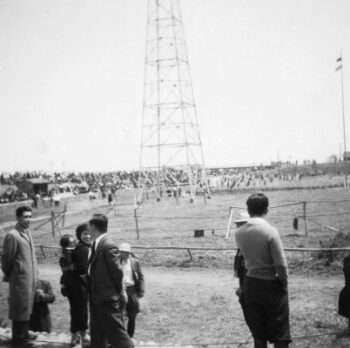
[235,217,288,286]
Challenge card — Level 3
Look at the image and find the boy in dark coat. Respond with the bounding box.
[29,279,55,333]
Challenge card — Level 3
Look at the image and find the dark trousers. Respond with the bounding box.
[90,300,134,348]
[12,321,29,342]
[243,277,291,344]
[126,286,140,338]
[67,283,88,332]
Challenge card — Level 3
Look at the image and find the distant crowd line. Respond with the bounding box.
[0,163,336,204]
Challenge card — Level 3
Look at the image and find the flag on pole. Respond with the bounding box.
[336,56,342,71]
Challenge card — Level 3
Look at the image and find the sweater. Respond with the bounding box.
[235,217,288,285]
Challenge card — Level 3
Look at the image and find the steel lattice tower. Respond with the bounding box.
[138,0,208,202]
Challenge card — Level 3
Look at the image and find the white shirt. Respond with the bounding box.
[88,232,107,274]
[122,258,134,287]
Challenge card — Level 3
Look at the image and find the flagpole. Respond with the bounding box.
[339,54,348,188]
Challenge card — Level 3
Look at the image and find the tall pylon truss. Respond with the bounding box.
[138,0,208,202]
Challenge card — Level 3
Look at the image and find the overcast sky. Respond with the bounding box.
[0,0,349,172]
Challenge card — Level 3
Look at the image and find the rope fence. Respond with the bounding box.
[226,199,350,239]
[2,198,349,243]
[35,245,350,252]
[35,244,350,263]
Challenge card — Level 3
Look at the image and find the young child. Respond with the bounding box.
[59,234,76,297]
[29,278,55,333]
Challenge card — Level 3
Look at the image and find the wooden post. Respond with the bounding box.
[134,208,140,240]
[51,211,56,241]
[61,204,67,228]
[187,249,193,261]
[303,202,308,236]
[40,245,46,259]
[225,207,234,239]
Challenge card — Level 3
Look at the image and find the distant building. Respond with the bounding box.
[343,152,350,161]
[17,178,49,196]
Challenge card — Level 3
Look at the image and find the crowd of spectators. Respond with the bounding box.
[0,161,340,204]
[0,171,140,205]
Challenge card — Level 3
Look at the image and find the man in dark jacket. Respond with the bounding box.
[87,214,133,348]
[29,279,55,333]
[1,206,38,345]
[119,243,145,338]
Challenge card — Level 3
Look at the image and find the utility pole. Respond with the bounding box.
[336,54,348,188]
[138,0,209,203]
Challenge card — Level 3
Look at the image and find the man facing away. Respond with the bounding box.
[119,242,145,338]
[87,214,134,348]
[1,205,38,345]
[235,193,291,348]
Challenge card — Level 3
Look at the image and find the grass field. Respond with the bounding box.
[26,187,350,267]
[1,187,350,347]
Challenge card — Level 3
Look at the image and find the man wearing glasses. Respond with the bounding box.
[1,205,38,345]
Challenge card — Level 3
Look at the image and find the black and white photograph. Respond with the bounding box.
[1,0,350,347]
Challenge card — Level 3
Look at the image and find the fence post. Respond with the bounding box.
[134,208,140,240]
[61,204,67,229]
[187,249,193,261]
[303,202,308,236]
[40,245,46,259]
[225,207,234,239]
[51,211,56,241]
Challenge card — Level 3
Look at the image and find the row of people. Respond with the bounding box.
[2,199,350,348]
[1,206,144,348]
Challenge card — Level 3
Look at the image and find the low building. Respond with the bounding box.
[344,152,350,161]
[17,178,49,196]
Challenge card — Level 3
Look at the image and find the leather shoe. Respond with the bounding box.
[25,331,38,340]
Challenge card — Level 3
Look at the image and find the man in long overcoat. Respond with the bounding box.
[1,205,38,344]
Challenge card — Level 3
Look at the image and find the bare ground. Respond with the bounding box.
[1,264,349,347]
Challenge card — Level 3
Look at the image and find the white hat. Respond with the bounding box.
[234,211,250,223]
[119,242,131,253]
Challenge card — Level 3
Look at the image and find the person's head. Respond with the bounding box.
[76,223,91,246]
[119,242,131,262]
[88,214,108,240]
[16,205,32,229]
[246,193,269,217]
[59,234,76,250]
